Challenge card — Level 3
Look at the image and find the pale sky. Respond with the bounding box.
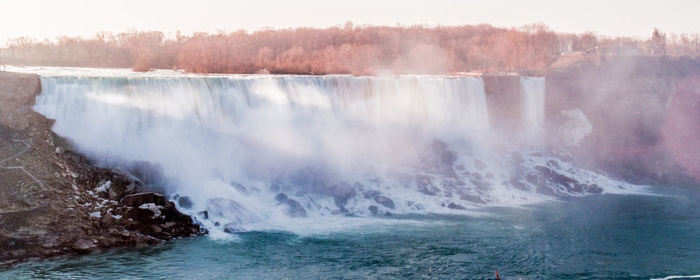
[1,0,699,45]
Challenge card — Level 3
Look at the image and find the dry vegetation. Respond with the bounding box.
[1,23,698,74]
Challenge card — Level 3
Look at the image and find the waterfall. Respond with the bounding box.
[520,77,546,132]
[31,70,633,234]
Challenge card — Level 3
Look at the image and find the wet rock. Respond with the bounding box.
[447,202,466,210]
[120,192,166,207]
[206,198,259,224]
[525,174,538,184]
[98,238,115,248]
[125,205,162,223]
[459,193,486,204]
[283,199,307,218]
[333,196,349,208]
[439,166,460,178]
[71,239,97,253]
[509,178,529,191]
[471,179,490,191]
[177,196,193,209]
[150,225,162,234]
[198,210,209,219]
[368,205,379,215]
[535,165,589,195]
[108,182,135,201]
[230,182,247,194]
[100,214,116,229]
[536,184,562,197]
[547,160,561,169]
[140,203,164,218]
[417,175,441,195]
[362,190,380,199]
[417,175,431,186]
[374,195,395,210]
[274,193,307,218]
[275,193,288,202]
[418,184,438,196]
[587,184,603,194]
[430,139,457,166]
[223,223,245,233]
[330,183,356,207]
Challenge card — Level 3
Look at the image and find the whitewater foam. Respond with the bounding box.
[25,67,642,235]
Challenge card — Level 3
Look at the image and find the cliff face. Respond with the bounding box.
[545,56,700,186]
[0,72,201,267]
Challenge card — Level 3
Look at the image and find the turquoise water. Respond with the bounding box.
[3,187,699,279]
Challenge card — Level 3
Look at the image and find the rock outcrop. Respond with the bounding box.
[0,72,201,267]
[545,56,700,187]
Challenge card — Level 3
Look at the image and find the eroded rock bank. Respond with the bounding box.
[545,55,700,187]
[0,72,201,267]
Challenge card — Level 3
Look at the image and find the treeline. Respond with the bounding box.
[2,23,699,74]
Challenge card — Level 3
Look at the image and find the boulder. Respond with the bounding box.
[71,239,97,253]
[275,193,288,202]
[374,195,395,209]
[124,205,162,223]
[282,199,307,218]
[447,202,466,210]
[587,184,603,194]
[331,183,356,208]
[417,178,439,195]
[177,196,193,209]
[362,190,380,199]
[274,193,307,218]
[198,210,209,220]
[120,192,166,207]
[368,205,379,215]
[108,182,136,201]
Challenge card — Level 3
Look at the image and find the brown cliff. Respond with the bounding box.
[0,72,201,267]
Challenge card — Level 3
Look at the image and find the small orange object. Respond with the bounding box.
[495,269,500,280]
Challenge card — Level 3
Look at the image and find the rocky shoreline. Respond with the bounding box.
[0,72,202,267]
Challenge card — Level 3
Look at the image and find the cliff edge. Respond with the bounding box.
[0,72,201,267]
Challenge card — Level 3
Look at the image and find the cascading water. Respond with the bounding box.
[520,77,546,136]
[31,69,637,234]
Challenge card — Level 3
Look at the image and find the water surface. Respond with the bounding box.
[3,187,699,279]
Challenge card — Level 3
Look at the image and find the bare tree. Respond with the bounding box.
[651,28,667,55]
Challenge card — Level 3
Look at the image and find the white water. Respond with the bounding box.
[520,77,546,137]
[27,67,640,235]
